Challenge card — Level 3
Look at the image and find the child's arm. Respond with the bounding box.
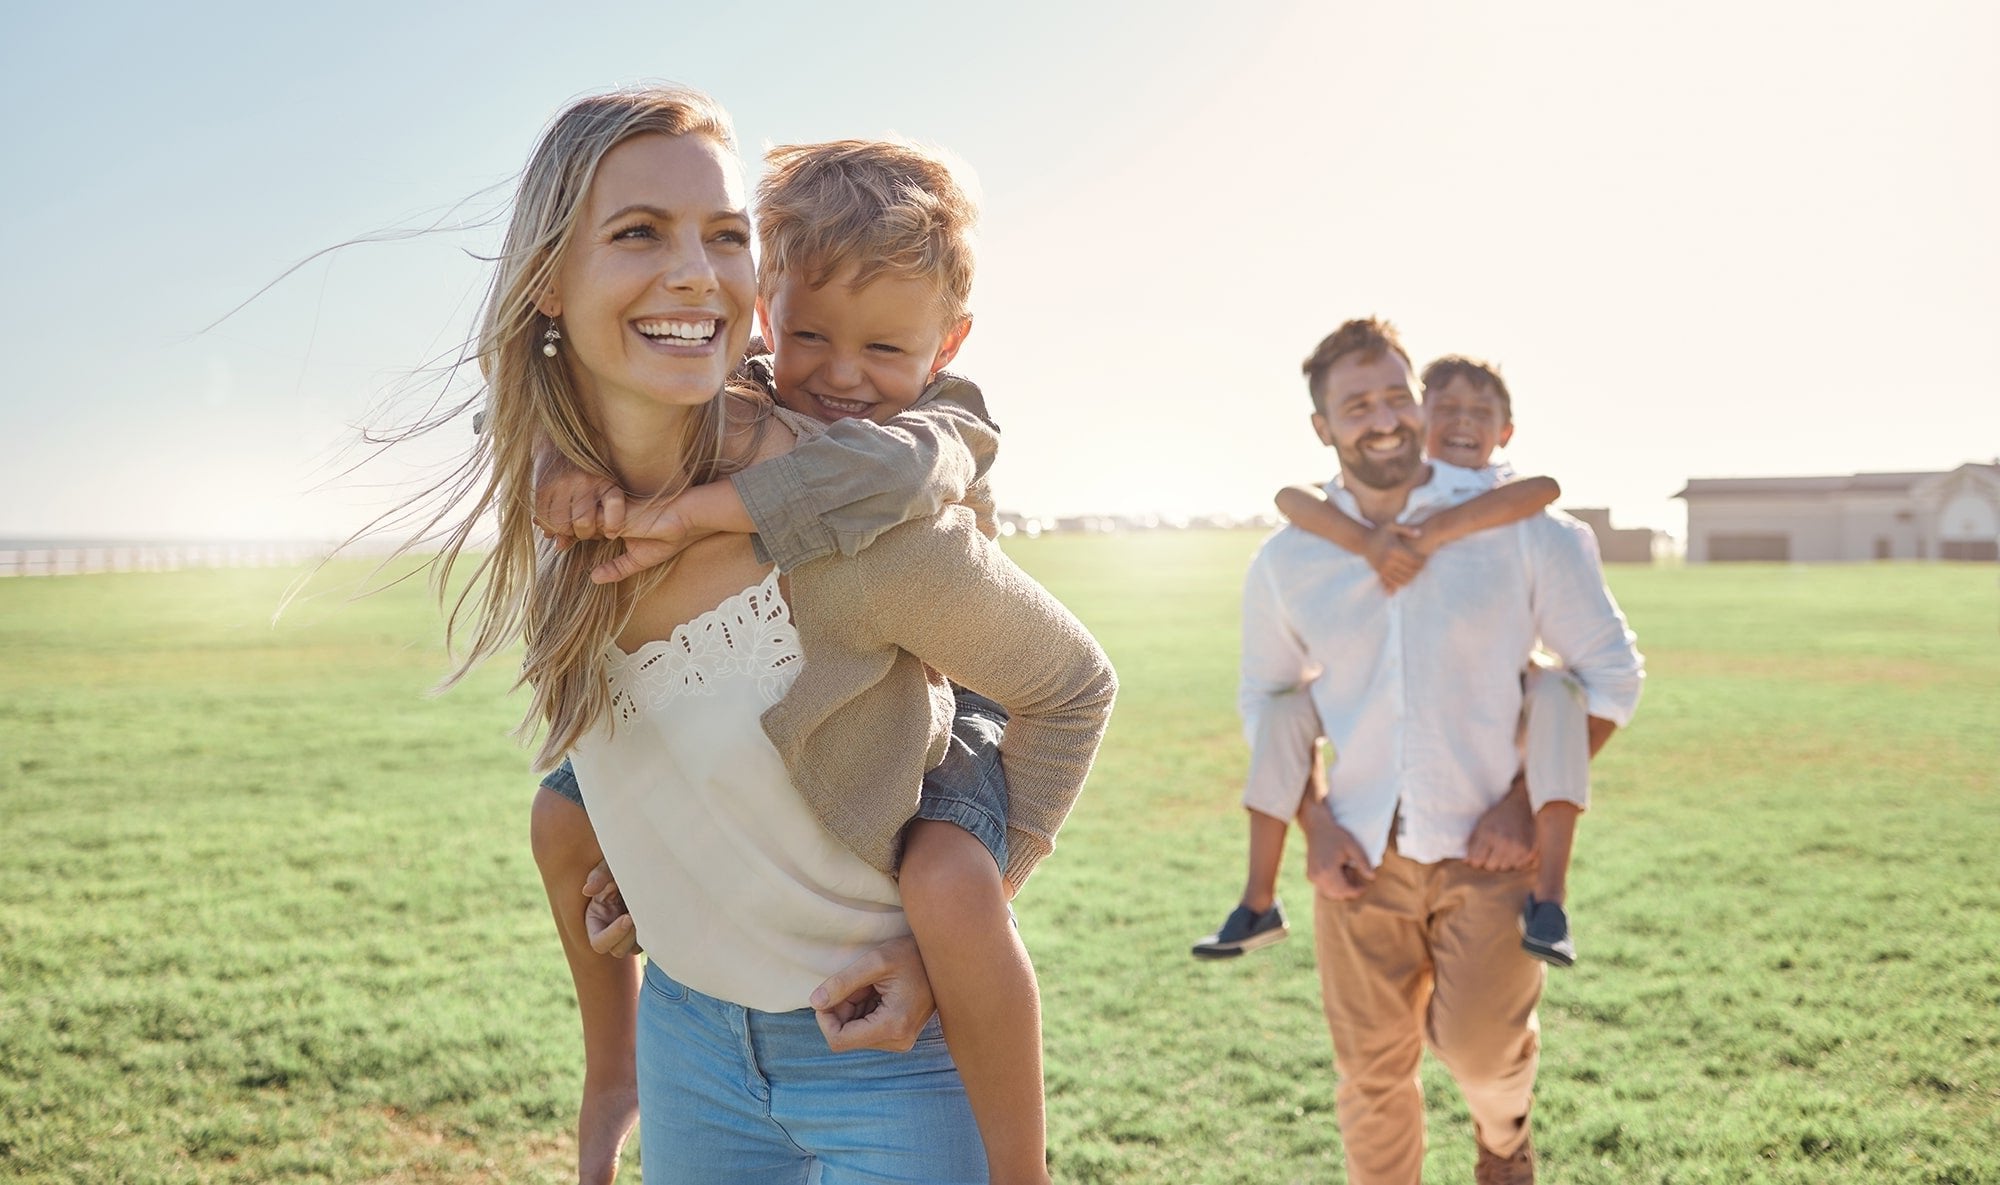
[852,515,1117,890]
[1276,484,1426,592]
[734,375,999,570]
[1406,475,1561,555]
[575,376,1001,584]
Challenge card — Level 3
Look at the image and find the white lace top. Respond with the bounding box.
[569,568,910,1012]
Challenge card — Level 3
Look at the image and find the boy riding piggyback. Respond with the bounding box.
[1196,355,1601,969]
[536,139,1079,1185]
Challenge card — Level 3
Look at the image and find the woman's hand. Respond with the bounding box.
[809,934,937,1052]
[582,860,642,958]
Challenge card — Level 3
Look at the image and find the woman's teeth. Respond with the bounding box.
[635,319,717,345]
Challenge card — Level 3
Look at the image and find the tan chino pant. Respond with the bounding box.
[1313,844,1544,1185]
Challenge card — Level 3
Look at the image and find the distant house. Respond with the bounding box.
[1565,508,1659,564]
[1675,461,2000,563]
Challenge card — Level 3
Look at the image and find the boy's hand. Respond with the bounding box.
[809,935,937,1053]
[589,482,758,584]
[1364,522,1427,592]
[581,860,642,957]
[588,496,713,584]
[536,467,626,553]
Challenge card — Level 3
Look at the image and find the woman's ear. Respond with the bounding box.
[535,285,562,318]
[929,315,973,375]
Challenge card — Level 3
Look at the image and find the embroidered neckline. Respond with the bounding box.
[606,569,802,719]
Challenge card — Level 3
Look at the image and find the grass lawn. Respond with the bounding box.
[2,538,1996,1183]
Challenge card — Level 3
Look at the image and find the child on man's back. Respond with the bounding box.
[1193,355,1593,969]
[537,138,1061,1185]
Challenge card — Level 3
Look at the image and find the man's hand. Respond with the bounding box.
[1465,775,1538,871]
[581,860,642,957]
[1363,522,1427,593]
[1300,804,1377,901]
[809,934,937,1052]
[536,465,626,553]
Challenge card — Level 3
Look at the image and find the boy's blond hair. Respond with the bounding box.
[755,139,977,325]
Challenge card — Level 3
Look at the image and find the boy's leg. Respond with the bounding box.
[1520,662,1589,967]
[1191,810,1293,958]
[1195,694,1324,958]
[900,818,1050,1185]
[1243,809,1289,912]
[529,777,641,1185]
[1533,803,1581,906]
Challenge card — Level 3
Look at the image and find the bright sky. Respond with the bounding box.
[5,0,1995,542]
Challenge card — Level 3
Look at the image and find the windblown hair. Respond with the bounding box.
[395,85,759,769]
[1301,317,1413,414]
[755,139,979,325]
[1420,354,1513,424]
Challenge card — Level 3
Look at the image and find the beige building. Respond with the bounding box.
[1676,461,2000,563]
[1566,508,1659,564]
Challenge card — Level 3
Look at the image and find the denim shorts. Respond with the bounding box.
[637,959,986,1183]
[539,686,1011,873]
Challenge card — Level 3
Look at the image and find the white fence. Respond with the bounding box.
[0,542,334,578]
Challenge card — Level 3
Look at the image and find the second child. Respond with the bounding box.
[1192,354,1598,968]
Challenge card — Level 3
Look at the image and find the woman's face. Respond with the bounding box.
[543,132,755,418]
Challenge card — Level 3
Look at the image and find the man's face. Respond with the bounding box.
[1311,350,1426,491]
[1423,374,1513,469]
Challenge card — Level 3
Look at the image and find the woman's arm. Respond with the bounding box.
[1407,476,1561,555]
[529,788,640,1185]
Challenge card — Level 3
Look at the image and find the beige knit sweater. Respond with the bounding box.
[760,417,1117,890]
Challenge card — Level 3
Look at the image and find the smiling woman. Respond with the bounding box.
[370,85,1114,1185]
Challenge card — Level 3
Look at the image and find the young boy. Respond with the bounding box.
[532,139,1064,1185]
[1191,355,1592,969]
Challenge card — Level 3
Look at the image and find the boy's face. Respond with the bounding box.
[759,266,971,424]
[1421,374,1513,469]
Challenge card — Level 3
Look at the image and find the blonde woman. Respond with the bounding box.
[424,87,1114,1183]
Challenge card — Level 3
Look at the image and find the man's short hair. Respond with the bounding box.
[1420,355,1513,424]
[755,139,978,325]
[1301,318,1413,414]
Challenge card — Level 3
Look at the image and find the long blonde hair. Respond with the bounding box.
[414,85,760,768]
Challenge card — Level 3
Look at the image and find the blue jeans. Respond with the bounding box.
[638,960,987,1183]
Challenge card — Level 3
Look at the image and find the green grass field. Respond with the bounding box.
[3,538,1997,1183]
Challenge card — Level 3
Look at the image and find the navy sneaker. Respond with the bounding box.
[1191,900,1289,959]
[1521,896,1575,968]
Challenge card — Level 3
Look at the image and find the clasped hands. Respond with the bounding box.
[534,468,719,585]
[578,861,938,1053]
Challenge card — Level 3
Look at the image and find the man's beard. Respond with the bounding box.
[1335,429,1424,490]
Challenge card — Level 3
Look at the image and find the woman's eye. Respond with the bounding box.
[713,229,750,246]
[612,225,655,241]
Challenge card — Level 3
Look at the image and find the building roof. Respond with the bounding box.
[1675,462,1999,500]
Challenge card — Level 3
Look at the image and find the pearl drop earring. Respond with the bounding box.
[542,322,562,358]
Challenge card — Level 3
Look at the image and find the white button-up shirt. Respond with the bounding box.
[1238,463,1644,866]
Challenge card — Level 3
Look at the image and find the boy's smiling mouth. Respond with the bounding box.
[806,391,877,420]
